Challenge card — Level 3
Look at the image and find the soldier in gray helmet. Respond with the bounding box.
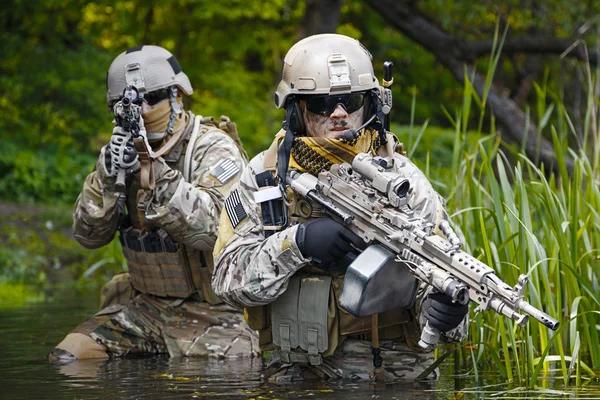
[212,34,469,383]
[49,45,257,362]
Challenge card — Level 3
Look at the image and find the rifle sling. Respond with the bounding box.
[133,137,155,190]
[133,117,190,190]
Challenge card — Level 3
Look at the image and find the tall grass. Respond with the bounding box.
[401,60,600,386]
[396,24,600,386]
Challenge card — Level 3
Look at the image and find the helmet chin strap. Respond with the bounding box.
[277,101,301,186]
[166,86,182,135]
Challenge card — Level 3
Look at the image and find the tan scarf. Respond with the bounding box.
[142,98,187,145]
[290,129,380,175]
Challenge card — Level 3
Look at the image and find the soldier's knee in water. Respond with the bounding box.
[48,333,109,364]
[48,347,77,364]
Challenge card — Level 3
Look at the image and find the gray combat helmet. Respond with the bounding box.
[274,34,379,108]
[106,45,193,105]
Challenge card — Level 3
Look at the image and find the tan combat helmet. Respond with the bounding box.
[274,34,379,108]
[106,45,193,105]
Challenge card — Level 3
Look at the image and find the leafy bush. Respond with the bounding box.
[0,141,95,204]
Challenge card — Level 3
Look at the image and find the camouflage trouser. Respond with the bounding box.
[263,338,436,383]
[62,293,259,358]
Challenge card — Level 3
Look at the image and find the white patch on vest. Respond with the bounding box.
[209,157,240,184]
[225,189,247,228]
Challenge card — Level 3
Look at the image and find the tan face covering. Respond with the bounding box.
[142,98,186,143]
[289,129,380,176]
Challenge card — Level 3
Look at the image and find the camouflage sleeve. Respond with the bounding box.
[211,152,311,308]
[391,153,468,342]
[139,129,245,251]
[393,153,444,222]
[72,146,122,249]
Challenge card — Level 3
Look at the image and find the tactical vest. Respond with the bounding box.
[120,114,245,302]
[244,132,422,364]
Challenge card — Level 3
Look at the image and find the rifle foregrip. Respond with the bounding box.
[418,321,440,349]
[115,168,126,193]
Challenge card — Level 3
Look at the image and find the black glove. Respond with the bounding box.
[295,218,366,267]
[422,292,469,332]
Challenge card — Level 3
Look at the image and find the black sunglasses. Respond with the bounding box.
[305,93,365,116]
[143,88,170,106]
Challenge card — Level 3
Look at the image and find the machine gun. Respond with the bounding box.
[287,153,559,349]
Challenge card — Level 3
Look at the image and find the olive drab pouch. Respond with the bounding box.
[271,275,332,366]
[119,225,222,302]
[120,228,195,298]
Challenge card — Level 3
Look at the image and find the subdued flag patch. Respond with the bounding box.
[209,158,240,185]
[225,189,247,228]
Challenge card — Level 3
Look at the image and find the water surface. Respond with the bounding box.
[1,293,599,399]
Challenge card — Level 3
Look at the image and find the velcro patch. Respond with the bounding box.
[225,189,247,228]
[209,158,240,185]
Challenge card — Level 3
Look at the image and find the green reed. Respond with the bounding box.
[408,58,600,386]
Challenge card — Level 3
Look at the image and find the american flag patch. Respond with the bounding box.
[225,189,247,228]
[209,158,240,184]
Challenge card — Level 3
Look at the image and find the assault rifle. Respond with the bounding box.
[287,153,559,349]
[111,86,144,192]
[111,86,155,192]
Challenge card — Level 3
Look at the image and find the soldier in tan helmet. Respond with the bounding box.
[212,34,468,383]
[49,45,257,362]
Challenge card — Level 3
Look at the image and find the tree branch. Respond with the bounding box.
[469,38,598,66]
[363,0,574,174]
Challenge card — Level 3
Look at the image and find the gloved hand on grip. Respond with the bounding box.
[295,218,366,267]
[422,292,469,332]
[103,125,141,178]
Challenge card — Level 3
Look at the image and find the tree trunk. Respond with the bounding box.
[363,0,574,174]
[296,0,345,39]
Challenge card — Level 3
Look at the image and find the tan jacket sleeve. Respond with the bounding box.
[211,151,311,308]
[139,129,246,251]
[72,146,122,249]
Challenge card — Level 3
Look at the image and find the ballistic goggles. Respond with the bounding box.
[143,88,170,106]
[304,93,365,116]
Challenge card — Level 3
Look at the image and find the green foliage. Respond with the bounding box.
[413,63,600,384]
[0,142,95,203]
[0,282,45,307]
[0,202,125,290]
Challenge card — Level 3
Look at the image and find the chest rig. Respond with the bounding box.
[245,132,420,366]
[119,115,239,302]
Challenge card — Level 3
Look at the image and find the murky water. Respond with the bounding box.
[1,293,599,400]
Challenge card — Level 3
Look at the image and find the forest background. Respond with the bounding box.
[1,0,600,383]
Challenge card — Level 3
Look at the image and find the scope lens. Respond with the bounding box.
[394,180,410,198]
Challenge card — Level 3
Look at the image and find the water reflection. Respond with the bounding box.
[1,293,600,399]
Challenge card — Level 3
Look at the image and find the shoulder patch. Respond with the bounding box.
[209,158,240,185]
[225,189,247,228]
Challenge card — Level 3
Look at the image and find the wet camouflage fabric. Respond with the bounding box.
[73,112,245,252]
[99,272,135,309]
[212,136,468,381]
[72,293,258,358]
[264,339,437,383]
[59,112,254,359]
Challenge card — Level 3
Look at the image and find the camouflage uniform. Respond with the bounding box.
[50,113,258,361]
[212,143,467,383]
